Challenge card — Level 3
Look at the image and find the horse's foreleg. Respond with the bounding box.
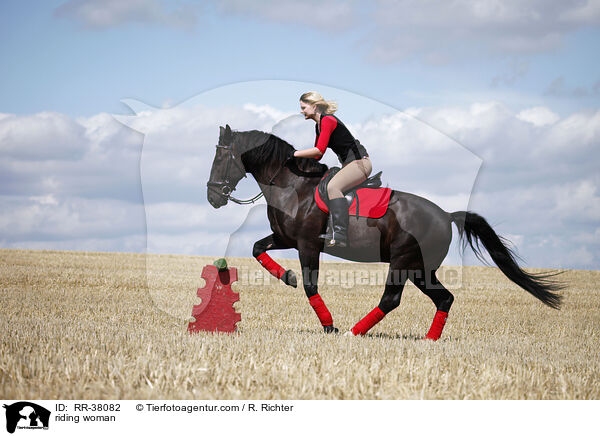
[413,270,454,341]
[298,246,338,334]
[253,233,296,287]
[348,265,406,336]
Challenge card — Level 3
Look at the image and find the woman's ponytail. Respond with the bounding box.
[300,91,338,114]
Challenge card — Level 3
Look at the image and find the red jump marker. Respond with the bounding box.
[188,260,241,334]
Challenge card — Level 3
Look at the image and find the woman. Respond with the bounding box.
[294,91,372,248]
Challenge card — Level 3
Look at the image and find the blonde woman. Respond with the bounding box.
[295,91,372,247]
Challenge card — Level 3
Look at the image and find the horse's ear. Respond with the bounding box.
[223,124,232,142]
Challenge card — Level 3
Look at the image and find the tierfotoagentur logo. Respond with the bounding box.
[2,402,50,433]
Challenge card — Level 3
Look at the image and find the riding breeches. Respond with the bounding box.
[327,156,372,200]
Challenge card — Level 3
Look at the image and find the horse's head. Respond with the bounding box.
[207,125,247,208]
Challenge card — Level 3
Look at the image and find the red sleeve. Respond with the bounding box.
[315,115,337,154]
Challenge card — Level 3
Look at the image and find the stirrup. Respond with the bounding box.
[327,235,347,248]
[320,214,334,241]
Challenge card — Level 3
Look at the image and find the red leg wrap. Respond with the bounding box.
[308,294,333,326]
[256,252,285,279]
[424,310,448,341]
[351,307,385,336]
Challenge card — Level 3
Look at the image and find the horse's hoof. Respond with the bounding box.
[281,269,297,288]
[323,325,339,334]
[343,330,355,336]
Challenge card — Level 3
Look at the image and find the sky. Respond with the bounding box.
[1,0,599,270]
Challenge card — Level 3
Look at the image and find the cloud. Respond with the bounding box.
[1,84,598,269]
[368,0,600,63]
[54,0,198,30]
[411,103,600,205]
[212,1,600,64]
[553,178,600,224]
[347,112,482,202]
[3,234,146,253]
[243,103,296,122]
[0,112,88,161]
[214,0,358,32]
[517,107,560,127]
[52,0,600,72]
[0,195,145,240]
[389,100,599,268]
[468,181,600,269]
[544,76,600,98]
[0,112,142,201]
[491,59,530,87]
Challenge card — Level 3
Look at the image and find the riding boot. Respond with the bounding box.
[327,197,349,248]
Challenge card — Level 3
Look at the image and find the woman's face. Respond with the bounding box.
[300,101,318,120]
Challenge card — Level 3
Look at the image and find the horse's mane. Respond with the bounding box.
[238,130,328,175]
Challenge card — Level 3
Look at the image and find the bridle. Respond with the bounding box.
[207,143,258,205]
[207,141,287,205]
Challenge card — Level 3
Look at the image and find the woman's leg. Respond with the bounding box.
[323,157,372,248]
[327,157,372,199]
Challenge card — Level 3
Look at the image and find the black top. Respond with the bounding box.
[315,114,369,165]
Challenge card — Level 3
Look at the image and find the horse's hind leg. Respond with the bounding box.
[413,270,454,340]
[253,233,296,287]
[349,264,407,336]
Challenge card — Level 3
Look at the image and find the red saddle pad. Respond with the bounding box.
[315,186,392,218]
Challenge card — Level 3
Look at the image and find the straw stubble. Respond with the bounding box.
[1,249,598,399]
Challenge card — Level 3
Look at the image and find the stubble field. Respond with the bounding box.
[1,248,598,400]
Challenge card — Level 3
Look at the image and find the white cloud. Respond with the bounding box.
[144,201,263,233]
[215,0,358,32]
[209,1,600,64]
[0,114,142,201]
[243,103,295,122]
[145,230,229,255]
[52,0,600,73]
[3,234,146,253]
[0,112,88,161]
[1,84,598,269]
[561,0,600,24]
[553,179,600,223]
[544,110,600,152]
[368,0,600,62]
[491,59,530,87]
[544,76,600,98]
[28,194,59,206]
[0,195,145,240]
[572,227,600,245]
[345,112,482,199]
[517,106,560,127]
[54,0,197,30]
[566,246,595,267]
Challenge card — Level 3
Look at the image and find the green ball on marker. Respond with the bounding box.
[213,258,228,271]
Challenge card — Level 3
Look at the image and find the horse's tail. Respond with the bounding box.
[450,211,563,309]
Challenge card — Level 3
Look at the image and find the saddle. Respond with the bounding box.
[314,167,392,219]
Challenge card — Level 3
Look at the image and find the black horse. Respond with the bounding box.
[207,125,562,338]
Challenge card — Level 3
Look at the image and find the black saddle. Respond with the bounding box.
[317,167,383,213]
